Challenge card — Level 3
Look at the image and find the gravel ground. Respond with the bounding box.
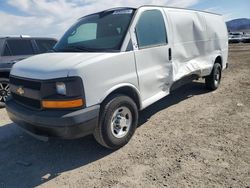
[0,44,249,188]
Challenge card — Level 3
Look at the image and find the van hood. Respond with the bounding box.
[10,52,106,79]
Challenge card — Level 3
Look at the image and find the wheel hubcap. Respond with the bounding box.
[111,106,132,138]
[0,82,10,103]
[214,70,220,86]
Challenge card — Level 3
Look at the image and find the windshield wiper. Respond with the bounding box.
[48,48,57,52]
[58,45,96,52]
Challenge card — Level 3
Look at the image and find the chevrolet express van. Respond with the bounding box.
[6,6,228,149]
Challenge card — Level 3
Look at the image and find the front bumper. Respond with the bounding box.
[6,98,100,139]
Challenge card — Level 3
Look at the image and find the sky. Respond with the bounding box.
[0,0,249,38]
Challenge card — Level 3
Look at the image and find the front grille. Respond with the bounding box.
[10,76,42,109]
[10,76,41,90]
[12,93,41,109]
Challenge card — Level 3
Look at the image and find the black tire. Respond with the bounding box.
[0,78,10,108]
[205,63,222,90]
[94,94,138,149]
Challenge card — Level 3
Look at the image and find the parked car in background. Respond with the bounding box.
[242,33,250,43]
[0,36,57,107]
[228,32,243,43]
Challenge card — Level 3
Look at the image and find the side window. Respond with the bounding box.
[68,23,97,44]
[7,40,34,55]
[135,10,167,48]
[36,39,57,53]
[2,44,11,56]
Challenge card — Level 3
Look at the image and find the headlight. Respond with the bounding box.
[56,82,66,95]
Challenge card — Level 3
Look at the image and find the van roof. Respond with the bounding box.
[140,5,221,16]
[81,6,221,19]
[78,7,136,19]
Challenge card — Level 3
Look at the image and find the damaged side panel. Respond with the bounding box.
[166,8,228,82]
[129,7,228,109]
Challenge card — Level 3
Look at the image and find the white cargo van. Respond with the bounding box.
[6,6,228,149]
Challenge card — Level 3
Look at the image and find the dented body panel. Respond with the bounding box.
[165,8,228,81]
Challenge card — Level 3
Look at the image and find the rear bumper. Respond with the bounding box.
[6,98,100,139]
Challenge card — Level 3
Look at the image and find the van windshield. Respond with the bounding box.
[54,9,135,52]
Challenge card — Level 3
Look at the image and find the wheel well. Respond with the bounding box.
[102,86,141,109]
[215,56,222,68]
[0,72,10,79]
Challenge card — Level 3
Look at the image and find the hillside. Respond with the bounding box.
[226,18,250,32]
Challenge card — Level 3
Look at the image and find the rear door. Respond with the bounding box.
[130,7,173,107]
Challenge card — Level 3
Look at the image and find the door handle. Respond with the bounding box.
[168,48,172,61]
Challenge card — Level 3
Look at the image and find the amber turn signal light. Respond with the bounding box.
[42,99,84,109]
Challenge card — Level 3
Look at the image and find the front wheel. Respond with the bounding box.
[94,95,138,149]
[205,63,222,90]
[0,78,10,108]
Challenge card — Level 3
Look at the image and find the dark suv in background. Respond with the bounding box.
[0,36,57,107]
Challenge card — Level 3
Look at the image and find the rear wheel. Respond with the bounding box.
[205,63,222,90]
[94,94,138,149]
[0,78,10,108]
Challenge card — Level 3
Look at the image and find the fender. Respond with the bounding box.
[99,83,142,109]
[208,51,223,75]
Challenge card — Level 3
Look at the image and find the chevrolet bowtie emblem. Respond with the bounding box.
[17,87,24,95]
